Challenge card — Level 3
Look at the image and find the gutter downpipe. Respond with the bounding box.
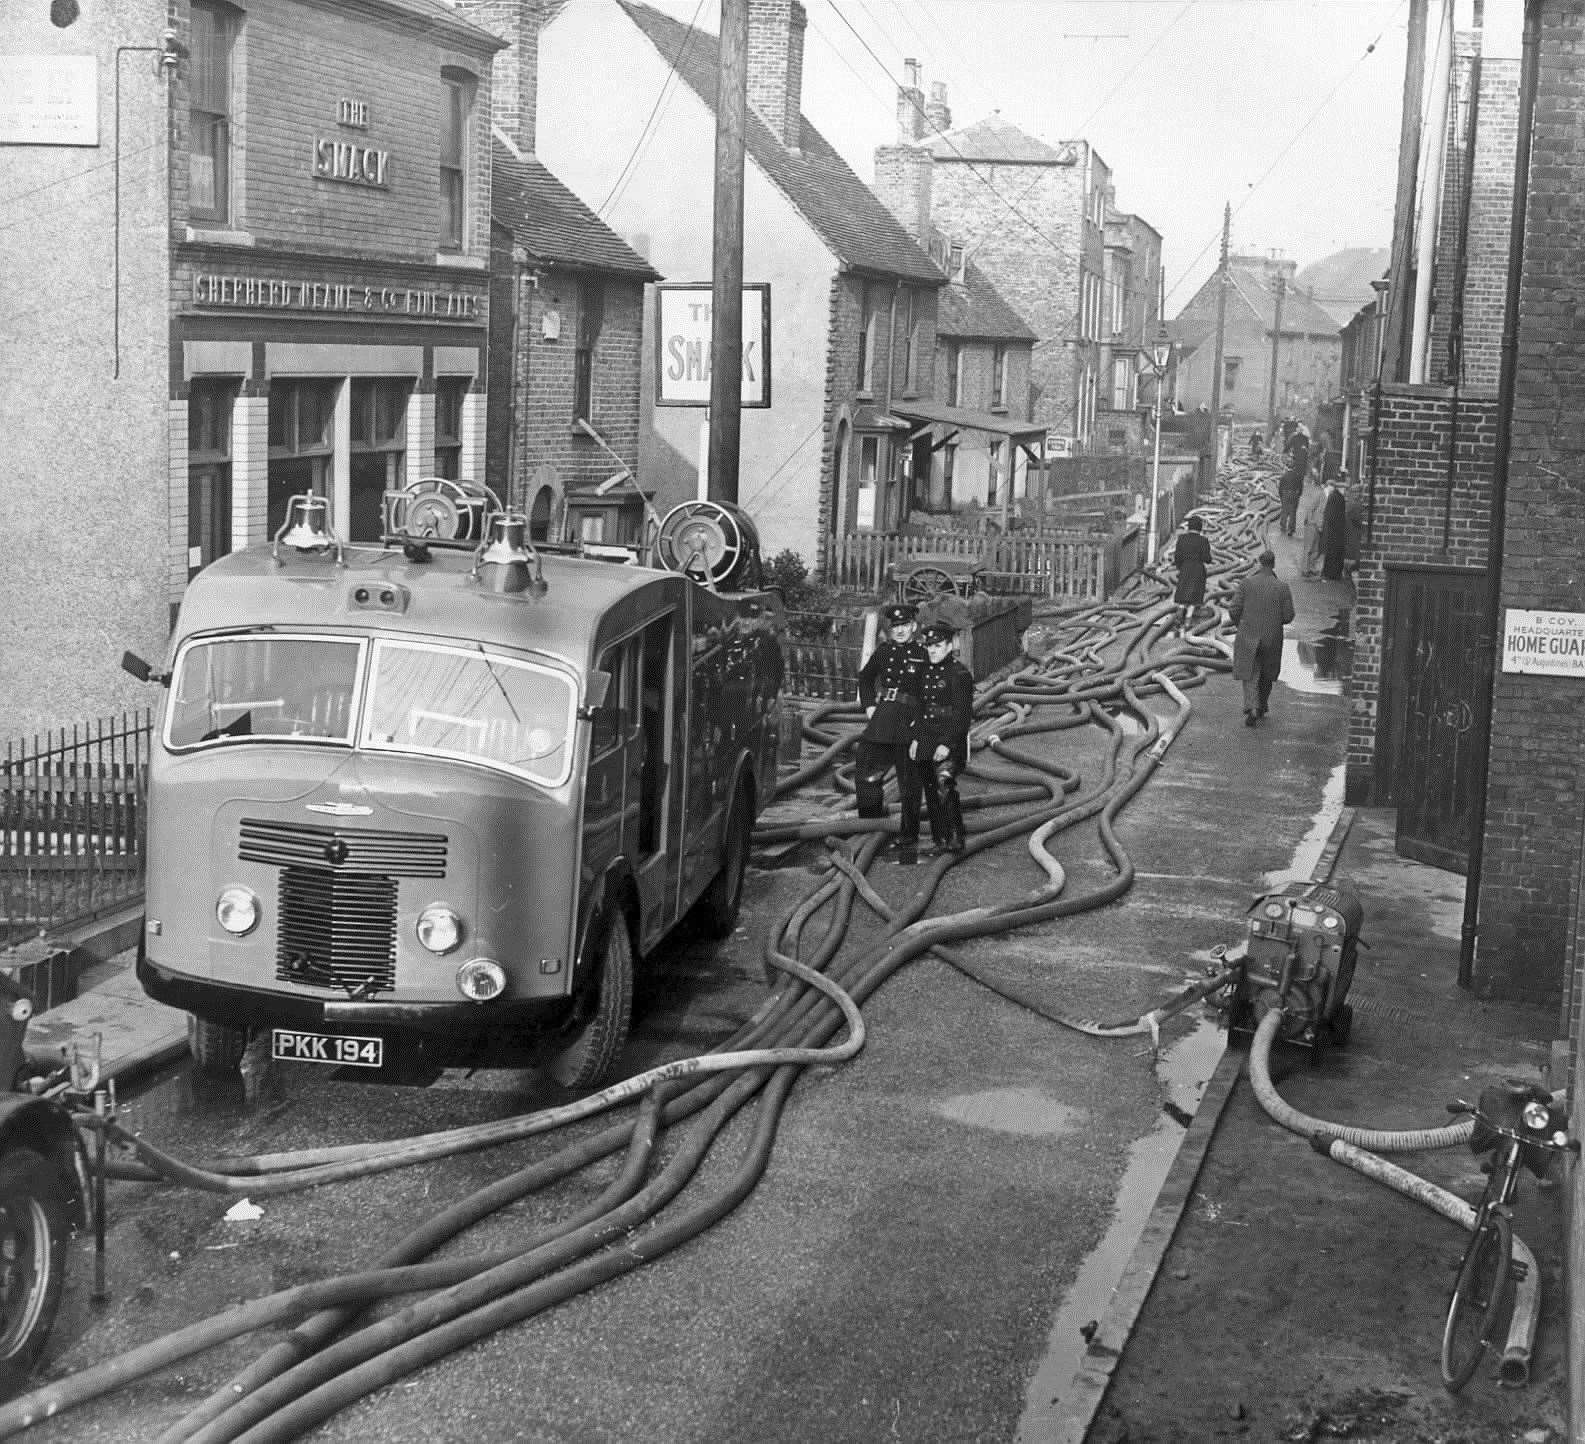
[1441,8,1482,553]
[1459,0,1540,996]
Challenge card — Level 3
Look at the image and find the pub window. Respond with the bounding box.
[935,441,956,512]
[1111,355,1132,411]
[1224,356,1242,393]
[189,2,236,224]
[987,439,1004,509]
[991,344,1007,409]
[349,379,411,543]
[439,71,473,249]
[266,380,338,539]
[945,341,961,408]
[575,278,605,423]
[855,435,879,530]
[187,380,236,578]
[434,377,468,479]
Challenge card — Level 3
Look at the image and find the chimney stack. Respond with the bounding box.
[873,143,932,240]
[747,0,807,151]
[453,1,541,154]
[925,80,951,134]
[897,58,924,142]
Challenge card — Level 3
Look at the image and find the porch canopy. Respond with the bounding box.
[890,399,1048,461]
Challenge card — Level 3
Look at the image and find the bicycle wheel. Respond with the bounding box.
[1440,1210,1514,1392]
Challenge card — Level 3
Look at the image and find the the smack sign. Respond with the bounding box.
[655,283,772,408]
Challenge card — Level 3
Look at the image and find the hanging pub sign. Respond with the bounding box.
[655,283,771,408]
[1501,609,1585,678]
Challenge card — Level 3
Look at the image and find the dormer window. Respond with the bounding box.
[949,243,965,283]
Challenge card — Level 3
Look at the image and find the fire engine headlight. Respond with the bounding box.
[455,958,506,1002]
[1522,1100,1551,1131]
[216,885,260,937]
[416,905,463,955]
[10,997,33,1024]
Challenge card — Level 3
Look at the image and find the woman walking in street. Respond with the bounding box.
[1170,514,1212,629]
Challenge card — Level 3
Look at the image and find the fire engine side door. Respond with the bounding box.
[632,609,686,950]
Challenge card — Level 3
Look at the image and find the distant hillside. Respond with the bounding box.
[1296,247,1390,327]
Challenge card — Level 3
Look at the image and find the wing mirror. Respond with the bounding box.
[121,651,169,685]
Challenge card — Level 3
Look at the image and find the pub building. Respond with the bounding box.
[174,0,505,578]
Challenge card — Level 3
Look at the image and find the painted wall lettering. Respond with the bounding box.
[313,138,391,188]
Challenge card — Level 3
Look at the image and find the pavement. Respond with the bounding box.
[5,506,1576,1444]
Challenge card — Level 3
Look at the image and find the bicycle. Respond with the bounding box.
[1440,1078,1578,1392]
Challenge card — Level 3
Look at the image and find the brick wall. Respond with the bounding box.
[173,0,496,261]
[1482,0,1585,1012]
[1345,384,1496,804]
[1426,43,1520,393]
[927,157,1089,438]
[507,270,647,512]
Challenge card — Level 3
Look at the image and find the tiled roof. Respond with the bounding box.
[937,262,1037,341]
[492,139,660,279]
[926,117,1077,166]
[616,0,943,284]
[1172,265,1340,353]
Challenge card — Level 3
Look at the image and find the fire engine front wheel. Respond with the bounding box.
[0,1148,69,1397]
[547,916,634,1091]
[188,1014,249,1076]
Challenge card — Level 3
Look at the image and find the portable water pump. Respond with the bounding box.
[1219,880,1363,1052]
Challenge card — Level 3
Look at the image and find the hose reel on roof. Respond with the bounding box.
[383,478,502,545]
[655,499,761,591]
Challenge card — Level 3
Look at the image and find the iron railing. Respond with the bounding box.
[1,710,152,948]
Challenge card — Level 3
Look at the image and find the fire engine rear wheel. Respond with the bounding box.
[547,916,634,1091]
[697,784,752,940]
[0,1148,69,1397]
[188,1015,248,1076]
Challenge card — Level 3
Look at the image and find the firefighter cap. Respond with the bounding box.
[880,602,918,627]
[919,621,957,644]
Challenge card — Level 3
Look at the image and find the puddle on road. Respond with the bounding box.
[1282,607,1353,696]
[1015,1017,1226,1443]
[935,1086,1085,1137]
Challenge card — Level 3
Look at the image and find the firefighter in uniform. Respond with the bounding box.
[855,602,928,857]
[908,620,973,855]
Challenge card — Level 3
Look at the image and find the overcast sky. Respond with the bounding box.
[636,0,1428,310]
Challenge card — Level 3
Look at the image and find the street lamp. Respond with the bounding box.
[1147,327,1173,566]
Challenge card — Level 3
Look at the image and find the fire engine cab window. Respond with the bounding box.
[167,637,361,748]
[363,641,575,786]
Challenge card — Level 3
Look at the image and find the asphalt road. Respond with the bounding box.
[22,551,1352,1443]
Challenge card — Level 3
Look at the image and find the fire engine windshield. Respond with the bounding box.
[167,636,363,748]
[361,639,576,786]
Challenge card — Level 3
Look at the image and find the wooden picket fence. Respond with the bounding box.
[825,529,1121,601]
[1,710,152,947]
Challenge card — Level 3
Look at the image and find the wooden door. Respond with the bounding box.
[1378,567,1490,873]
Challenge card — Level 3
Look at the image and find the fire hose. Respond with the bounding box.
[0,472,1284,1439]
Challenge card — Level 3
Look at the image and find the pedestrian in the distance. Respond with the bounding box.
[1320,476,1348,580]
[1170,514,1212,630]
[1229,549,1295,727]
[1277,456,1304,538]
[1342,474,1363,578]
[908,621,973,856]
[856,602,927,858]
[1249,430,1265,461]
[1296,471,1327,578]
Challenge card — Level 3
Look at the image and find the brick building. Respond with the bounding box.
[1170,254,1341,431]
[0,0,501,736]
[1346,2,1585,1017]
[894,109,1144,455]
[487,137,659,547]
[519,0,945,573]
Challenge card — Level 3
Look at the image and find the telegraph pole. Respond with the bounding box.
[1383,0,1429,383]
[1267,271,1286,434]
[1207,204,1230,444]
[707,0,748,504]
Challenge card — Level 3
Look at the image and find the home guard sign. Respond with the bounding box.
[656,283,771,408]
[1501,609,1585,678]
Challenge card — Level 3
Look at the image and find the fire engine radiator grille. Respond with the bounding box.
[239,818,447,877]
[275,867,397,992]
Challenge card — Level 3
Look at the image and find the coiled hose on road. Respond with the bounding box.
[0,467,1281,1441]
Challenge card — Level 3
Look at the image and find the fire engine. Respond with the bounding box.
[125,480,783,1090]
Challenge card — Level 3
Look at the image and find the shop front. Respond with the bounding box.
[176,256,489,581]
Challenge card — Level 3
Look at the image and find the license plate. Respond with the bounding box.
[271,1029,384,1068]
